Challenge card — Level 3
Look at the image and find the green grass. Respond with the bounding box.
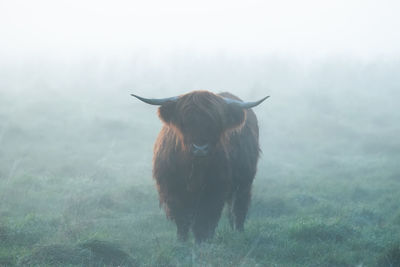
[0,95,400,266]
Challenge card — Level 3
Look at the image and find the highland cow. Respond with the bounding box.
[132,90,268,242]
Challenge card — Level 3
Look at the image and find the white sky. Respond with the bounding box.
[0,0,399,60]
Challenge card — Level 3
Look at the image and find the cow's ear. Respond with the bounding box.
[224,104,246,130]
[158,101,177,125]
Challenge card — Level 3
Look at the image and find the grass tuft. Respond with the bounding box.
[289,220,356,243]
[377,242,400,267]
[79,239,137,267]
[19,244,90,266]
[251,197,295,217]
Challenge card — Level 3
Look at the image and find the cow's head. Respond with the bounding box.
[132,91,268,157]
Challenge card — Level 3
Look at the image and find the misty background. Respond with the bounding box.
[1,0,400,221]
[1,55,399,184]
[0,0,400,265]
[1,0,400,220]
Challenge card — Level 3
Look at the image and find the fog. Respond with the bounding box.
[1,1,400,266]
[1,54,399,180]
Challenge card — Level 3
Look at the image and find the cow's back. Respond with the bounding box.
[218,92,260,184]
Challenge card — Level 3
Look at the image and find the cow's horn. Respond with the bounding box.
[131,94,178,105]
[223,96,270,109]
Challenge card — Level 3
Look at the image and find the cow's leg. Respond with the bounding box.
[176,215,191,241]
[226,195,235,230]
[232,182,252,231]
[192,193,225,243]
[163,193,192,242]
[172,203,193,242]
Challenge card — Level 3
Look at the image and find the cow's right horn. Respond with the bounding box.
[131,94,178,105]
[223,96,270,109]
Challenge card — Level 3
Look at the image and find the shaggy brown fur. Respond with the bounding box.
[152,90,261,242]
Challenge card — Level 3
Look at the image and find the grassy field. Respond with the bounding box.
[1,63,400,266]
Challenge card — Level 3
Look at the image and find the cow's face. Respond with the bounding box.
[157,91,246,157]
[131,90,268,157]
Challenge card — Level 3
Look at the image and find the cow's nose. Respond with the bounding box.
[191,143,209,157]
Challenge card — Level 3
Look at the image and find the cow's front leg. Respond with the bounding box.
[175,213,191,241]
[191,187,225,243]
[164,192,193,242]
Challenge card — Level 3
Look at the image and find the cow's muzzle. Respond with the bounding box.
[191,144,209,157]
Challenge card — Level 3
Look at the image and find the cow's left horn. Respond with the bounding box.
[223,96,270,109]
[131,94,178,105]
